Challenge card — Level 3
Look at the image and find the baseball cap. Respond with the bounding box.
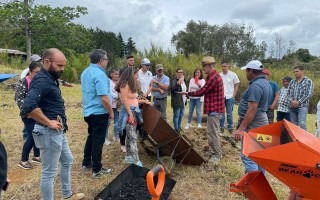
[30,54,41,62]
[241,60,263,70]
[282,76,292,82]
[141,58,151,66]
[156,64,164,71]
[201,56,216,65]
[262,69,270,75]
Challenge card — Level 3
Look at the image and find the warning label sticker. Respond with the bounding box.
[256,134,272,143]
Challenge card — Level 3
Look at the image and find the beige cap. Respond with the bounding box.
[156,64,164,71]
[201,56,216,65]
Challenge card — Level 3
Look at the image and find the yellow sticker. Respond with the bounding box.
[256,134,272,143]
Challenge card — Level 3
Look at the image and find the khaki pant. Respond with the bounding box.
[207,115,221,157]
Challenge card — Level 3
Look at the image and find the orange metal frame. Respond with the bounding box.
[230,120,320,199]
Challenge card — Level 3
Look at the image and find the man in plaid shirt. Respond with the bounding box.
[276,76,292,121]
[288,66,314,130]
[180,56,225,163]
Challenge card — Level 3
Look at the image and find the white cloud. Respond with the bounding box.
[39,0,320,55]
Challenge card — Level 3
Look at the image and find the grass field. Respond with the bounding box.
[0,67,317,199]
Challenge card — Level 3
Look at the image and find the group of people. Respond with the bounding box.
[10,46,316,200]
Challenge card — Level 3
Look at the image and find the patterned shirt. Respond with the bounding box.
[188,70,225,114]
[277,87,290,113]
[288,76,314,107]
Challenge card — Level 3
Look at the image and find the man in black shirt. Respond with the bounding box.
[21,48,85,200]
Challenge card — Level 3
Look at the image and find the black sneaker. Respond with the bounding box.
[31,157,42,165]
[91,167,112,179]
[19,161,33,170]
[80,164,92,171]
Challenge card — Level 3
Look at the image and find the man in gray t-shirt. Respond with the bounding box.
[234,60,272,174]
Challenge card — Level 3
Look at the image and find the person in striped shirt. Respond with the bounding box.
[288,66,314,130]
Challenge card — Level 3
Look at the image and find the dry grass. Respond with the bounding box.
[0,67,316,199]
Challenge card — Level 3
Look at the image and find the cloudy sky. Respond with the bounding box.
[40,0,320,55]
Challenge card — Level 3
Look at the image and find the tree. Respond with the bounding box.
[126,37,137,55]
[171,20,209,56]
[171,20,265,65]
[296,48,314,63]
[91,28,121,66]
[273,33,286,60]
[117,32,126,58]
[0,1,88,56]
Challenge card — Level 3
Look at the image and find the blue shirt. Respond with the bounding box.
[21,67,68,128]
[81,64,112,117]
[238,75,272,118]
[152,75,170,98]
[268,80,279,106]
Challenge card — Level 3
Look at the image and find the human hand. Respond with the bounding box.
[144,100,151,105]
[109,112,114,120]
[128,113,135,124]
[159,89,165,94]
[233,129,245,141]
[151,79,159,84]
[291,100,299,108]
[48,120,63,132]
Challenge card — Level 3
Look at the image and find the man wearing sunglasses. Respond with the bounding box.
[138,58,153,101]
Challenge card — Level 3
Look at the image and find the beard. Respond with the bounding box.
[48,63,63,79]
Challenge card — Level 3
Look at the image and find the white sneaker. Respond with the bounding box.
[121,145,127,153]
[185,123,192,129]
[104,139,111,146]
[197,124,202,128]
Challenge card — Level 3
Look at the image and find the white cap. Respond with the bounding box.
[141,58,151,65]
[241,60,264,70]
[20,68,29,80]
[30,54,41,62]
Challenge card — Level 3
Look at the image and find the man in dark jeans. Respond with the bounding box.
[80,49,114,179]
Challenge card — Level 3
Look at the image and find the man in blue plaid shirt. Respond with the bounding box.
[276,76,292,121]
[288,66,314,130]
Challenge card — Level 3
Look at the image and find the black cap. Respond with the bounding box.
[282,76,292,81]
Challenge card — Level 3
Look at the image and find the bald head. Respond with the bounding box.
[42,48,67,79]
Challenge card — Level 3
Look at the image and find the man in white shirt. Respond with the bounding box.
[138,58,153,101]
[219,60,240,134]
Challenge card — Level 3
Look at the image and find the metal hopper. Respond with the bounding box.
[230,120,320,199]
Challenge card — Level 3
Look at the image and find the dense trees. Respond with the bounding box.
[0,1,136,59]
[171,20,266,65]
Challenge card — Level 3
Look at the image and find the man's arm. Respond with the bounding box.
[233,83,239,98]
[100,95,114,119]
[298,79,314,105]
[270,92,280,109]
[234,102,258,141]
[29,108,62,132]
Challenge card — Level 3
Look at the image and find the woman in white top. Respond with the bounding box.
[185,68,205,129]
[105,69,120,145]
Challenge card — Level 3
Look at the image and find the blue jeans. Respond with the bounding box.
[33,125,74,200]
[187,98,202,124]
[289,107,308,130]
[220,97,235,130]
[239,113,268,174]
[173,107,184,132]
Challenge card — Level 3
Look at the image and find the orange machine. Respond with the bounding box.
[230,120,320,199]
